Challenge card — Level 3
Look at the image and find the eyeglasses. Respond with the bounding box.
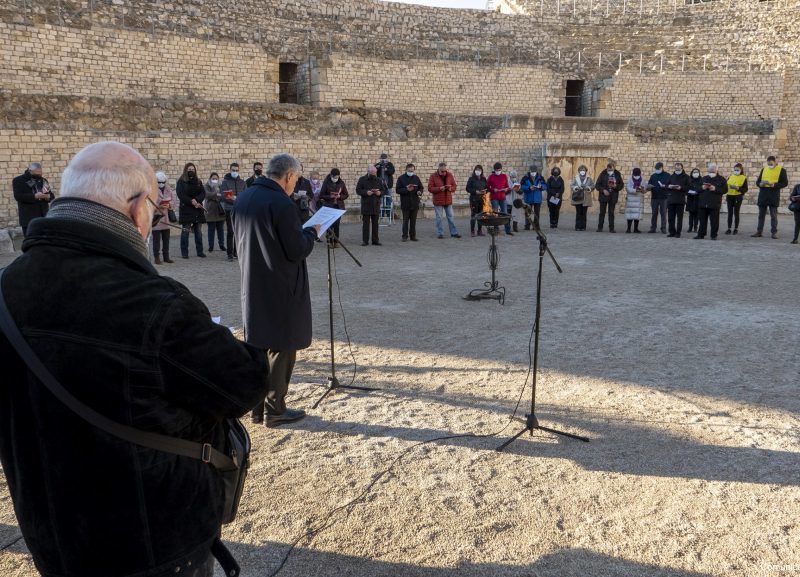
[146,196,164,228]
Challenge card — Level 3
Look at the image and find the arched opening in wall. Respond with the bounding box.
[565,80,585,117]
[279,62,299,104]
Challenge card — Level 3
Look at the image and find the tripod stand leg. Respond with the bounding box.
[495,427,529,452]
[536,425,590,443]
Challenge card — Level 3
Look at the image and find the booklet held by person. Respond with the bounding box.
[303,206,346,238]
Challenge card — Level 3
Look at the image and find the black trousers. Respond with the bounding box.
[575,205,588,230]
[252,349,297,417]
[697,207,720,238]
[224,210,237,257]
[598,201,616,230]
[687,210,699,231]
[548,199,561,226]
[757,205,778,234]
[726,196,743,230]
[668,203,685,235]
[469,206,484,233]
[794,210,800,241]
[362,214,379,243]
[650,198,667,232]
[152,229,170,258]
[402,208,418,239]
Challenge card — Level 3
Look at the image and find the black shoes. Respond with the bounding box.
[372,242,382,246]
[751,232,762,238]
[361,242,369,246]
[266,408,307,428]
[451,234,461,238]
[197,253,207,258]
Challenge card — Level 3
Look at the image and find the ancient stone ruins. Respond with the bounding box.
[1,0,799,233]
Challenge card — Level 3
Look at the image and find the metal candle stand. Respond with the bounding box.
[464,212,511,305]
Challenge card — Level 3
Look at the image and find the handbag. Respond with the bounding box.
[790,201,799,213]
[572,187,585,203]
[168,208,177,223]
[0,269,248,574]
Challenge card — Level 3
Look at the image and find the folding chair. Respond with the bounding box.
[379,194,394,226]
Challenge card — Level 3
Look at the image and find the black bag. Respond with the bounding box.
[0,269,247,574]
[789,202,799,213]
[168,208,178,223]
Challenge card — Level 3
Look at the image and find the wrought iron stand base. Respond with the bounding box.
[464,225,506,305]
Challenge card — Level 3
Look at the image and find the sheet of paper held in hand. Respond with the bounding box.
[303,207,346,238]
[549,197,561,205]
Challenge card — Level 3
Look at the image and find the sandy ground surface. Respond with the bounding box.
[1,214,799,577]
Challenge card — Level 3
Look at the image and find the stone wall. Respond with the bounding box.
[0,22,278,103]
[602,71,784,121]
[317,55,561,116]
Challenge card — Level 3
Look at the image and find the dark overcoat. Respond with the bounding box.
[232,177,317,350]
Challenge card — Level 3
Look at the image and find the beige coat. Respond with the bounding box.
[571,175,594,207]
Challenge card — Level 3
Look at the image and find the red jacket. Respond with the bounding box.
[428,171,456,206]
[487,172,510,202]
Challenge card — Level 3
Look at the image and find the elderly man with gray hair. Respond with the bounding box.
[233,153,320,427]
[12,161,55,236]
[356,163,387,246]
[694,162,728,240]
[0,141,269,576]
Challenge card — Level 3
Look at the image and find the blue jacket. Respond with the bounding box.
[648,171,671,200]
[521,173,547,205]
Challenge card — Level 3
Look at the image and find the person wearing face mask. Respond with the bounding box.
[666,162,691,238]
[246,162,263,188]
[647,162,670,234]
[375,153,396,198]
[487,162,512,235]
[292,164,313,223]
[357,165,387,246]
[204,172,226,253]
[571,165,593,231]
[594,161,624,233]
[220,162,245,261]
[151,171,176,264]
[686,168,703,233]
[12,162,55,237]
[176,162,206,259]
[752,155,788,239]
[624,167,645,233]
[395,163,424,242]
[694,162,727,240]
[466,165,488,237]
[319,168,349,240]
[521,165,546,231]
[546,167,564,229]
[309,170,322,212]
[428,161,460,239]
[507,170,525,233]
[725,163,748,235]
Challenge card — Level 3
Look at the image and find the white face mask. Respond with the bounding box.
[494,170,502,175]
[579,170,586,177]
[655,169,663,174]
[734,169,741,175]
[331,176,339,183]
[708,172,717,178]
[475,170,482,177]
[230,171,239,179]
[768,163,775,168]
[692,172,700,178]
[157,183,166,190]
[210,179,218,185]
[674,169,682,174]
[532,172,538,176]
[406,171,415,177]
[607,170,614,175]
[311,179,320,184]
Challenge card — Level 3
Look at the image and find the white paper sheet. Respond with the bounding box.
[303,207,347,238]
[549,197,561,205]
[211,316,221,325]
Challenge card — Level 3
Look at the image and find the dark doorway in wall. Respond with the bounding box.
[565,79,585,117]
[279,62,299,104]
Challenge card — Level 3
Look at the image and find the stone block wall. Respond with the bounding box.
[317,55,562,117]
[603,71,784,121]
[0,22,278,103]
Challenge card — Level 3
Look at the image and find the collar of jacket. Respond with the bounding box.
[22,201,157,276]
[252,175,290,195]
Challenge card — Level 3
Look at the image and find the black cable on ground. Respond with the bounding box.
[266,306,539,577]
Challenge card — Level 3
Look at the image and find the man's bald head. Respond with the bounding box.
[61,141,157,237]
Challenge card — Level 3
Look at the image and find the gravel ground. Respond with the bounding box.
[1,214,799,577]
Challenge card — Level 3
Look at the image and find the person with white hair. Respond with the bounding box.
[233,153,320,427]
[356,163,387,246]
[694,162,728,240]
[0,141,268,577]
[12,161,55,236]
[151,170,177,263]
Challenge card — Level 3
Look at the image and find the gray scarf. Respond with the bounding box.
[46,197,148,258]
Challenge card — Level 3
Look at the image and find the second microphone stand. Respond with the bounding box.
[313,229,380,409]
[496,222,590,451]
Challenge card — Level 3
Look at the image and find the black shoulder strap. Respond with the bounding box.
[0,269,235,471]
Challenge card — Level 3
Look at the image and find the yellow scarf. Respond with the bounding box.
[727,174,746,196]
[761,165,782,185]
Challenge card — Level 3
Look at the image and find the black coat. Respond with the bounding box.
[176,177,206,224]
[232,177,317,350]
[666,172,691,205]
[293,176,314,219]
[699,174,728,209]
[0,211,267,577]
[395,173,424,211]
[319,176,349,209]
[356,174,388,215]
[547,175,565,200]
[466,174,488,212]
[595,169,624,204]
[375,160,396,189]
[686,176,703,212]
[756,167,789,207]
[12,170,54,229]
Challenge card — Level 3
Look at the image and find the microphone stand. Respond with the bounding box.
[313,228,380,409]
[496,222,590,451]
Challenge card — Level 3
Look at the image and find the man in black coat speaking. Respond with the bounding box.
[233,153,320,427]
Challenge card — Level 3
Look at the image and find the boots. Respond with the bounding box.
[163,253,174,263]
[626,220,632,233]
[513,221,519,233]
[634,221,641,233]
[154,256,162,265]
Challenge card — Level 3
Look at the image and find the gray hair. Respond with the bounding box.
[266,153,302,180]
[60,141,154,212]
[708,162,718,172]
[28,162,42,171]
